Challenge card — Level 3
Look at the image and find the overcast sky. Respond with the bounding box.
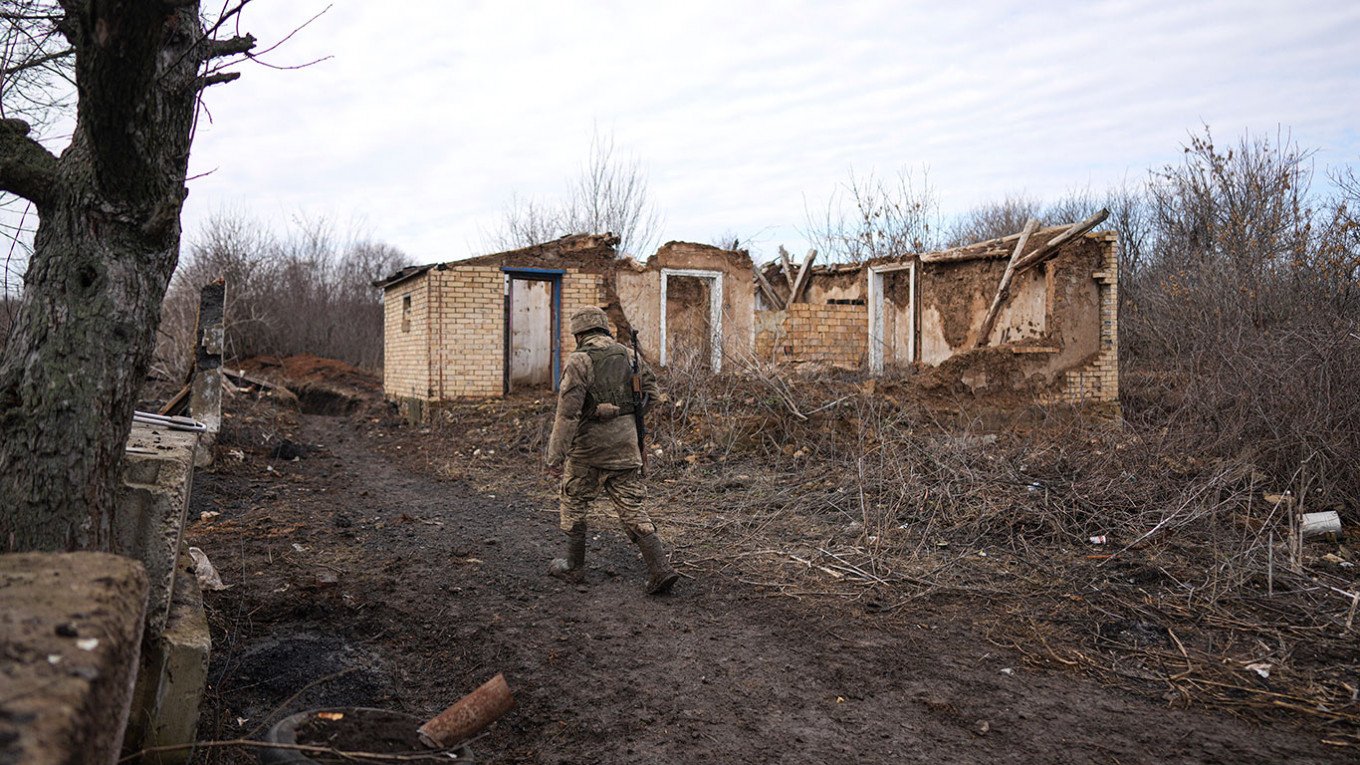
[180,0,1360,265]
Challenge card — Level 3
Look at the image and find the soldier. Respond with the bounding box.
[545,306,679,595]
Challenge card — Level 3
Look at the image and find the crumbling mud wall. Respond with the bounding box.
[615,242,754,370]
[914,233,1118,404]
[754,231,1120,407]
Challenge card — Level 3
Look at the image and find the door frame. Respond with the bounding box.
[659,268,724,372]
[502,267,564,394]
[867,261,916,374]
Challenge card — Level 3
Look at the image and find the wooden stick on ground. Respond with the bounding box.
[974,218,1040,349]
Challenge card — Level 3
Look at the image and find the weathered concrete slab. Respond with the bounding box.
[115,422,198,642]
[125,551,211,765]
[0,552,149,765]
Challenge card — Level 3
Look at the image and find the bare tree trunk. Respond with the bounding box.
[0,3,253,551]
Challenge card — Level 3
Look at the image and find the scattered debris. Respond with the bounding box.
[1301,511,1342,542]
[418,673,516,749]
[188,546,229,591]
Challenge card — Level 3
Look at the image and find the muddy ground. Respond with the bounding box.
[186,403,1351,765]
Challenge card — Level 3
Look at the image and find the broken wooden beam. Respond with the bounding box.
[919,223,1072,264]
[788,249,818,305]
[778,245,797,292]
[1013,208,1110,275]
[754,263,785,310]
[974,218,1039,349]
[158,384,192,417]
[417,673,515,749]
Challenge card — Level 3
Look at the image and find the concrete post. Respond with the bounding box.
[189,278,225,467]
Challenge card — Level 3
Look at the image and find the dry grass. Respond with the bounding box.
[420,362,1358,742]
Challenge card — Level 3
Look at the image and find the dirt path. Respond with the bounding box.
[190,414,1345,764]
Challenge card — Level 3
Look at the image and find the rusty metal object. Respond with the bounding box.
[417,673,515,748]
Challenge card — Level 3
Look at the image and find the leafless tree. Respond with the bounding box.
[1125,127,1359,497]
[0,1,261,551]
[945,193,1042,246]
[158,213,407,378]
[489,129,662,257]
[806,168,940,263]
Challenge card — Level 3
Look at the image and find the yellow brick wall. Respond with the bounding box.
[427,266,505,398]
[382,275,430,400]
[386,266,608,401]
[558,270,607,360]
[755,303,867,368]
[1045,233,1120,406]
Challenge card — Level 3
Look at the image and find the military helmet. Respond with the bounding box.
[569,306,611,336]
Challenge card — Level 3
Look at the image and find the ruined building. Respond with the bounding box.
[378,216,1118,412]
[754,215,1120,405]
[375,234,754,415]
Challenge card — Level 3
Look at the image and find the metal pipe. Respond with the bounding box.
[132,410,207,432]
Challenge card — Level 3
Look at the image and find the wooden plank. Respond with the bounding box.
[778,246,797,291]
[920,223,1072,264]
[158,384,191,416]
[1013,208,1110,274]
[753,264,785,310]
[975,218,1040,349]
[788,249,818,305]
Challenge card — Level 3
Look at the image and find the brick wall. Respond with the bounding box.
[1045,233,1120,406]
[382,275,429,400]
[385,266,609,401]
[558,270,607,360]
[755,303,867,368]
[428,266,504,398]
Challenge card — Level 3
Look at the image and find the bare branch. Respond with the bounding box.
[0,117,58,206]
[198,70,239,88]
[0,45,70,76]
[198,70,238,87]
[204,33,255,59]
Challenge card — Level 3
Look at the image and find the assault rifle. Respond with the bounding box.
[629,329,649,477]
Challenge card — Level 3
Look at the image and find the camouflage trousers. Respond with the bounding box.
[558,460,655,540]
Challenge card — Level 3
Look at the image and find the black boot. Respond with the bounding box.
[549,523,586,581]
[637,533,679,595]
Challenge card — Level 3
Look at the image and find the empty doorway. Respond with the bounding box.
[868,262,915,374]
[502,268,563,394]
[659,268,723,373]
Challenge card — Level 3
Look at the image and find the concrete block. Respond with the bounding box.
[125,552,211,765]
[0,552,150,765]
[116,423,198,641]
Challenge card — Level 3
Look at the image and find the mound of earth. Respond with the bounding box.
[233,354,382,416]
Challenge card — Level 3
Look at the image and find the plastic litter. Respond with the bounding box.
[188,546,230,591]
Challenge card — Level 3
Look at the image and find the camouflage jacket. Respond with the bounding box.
[546,333,660,469]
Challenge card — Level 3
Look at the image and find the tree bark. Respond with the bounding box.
[0,3,251,551]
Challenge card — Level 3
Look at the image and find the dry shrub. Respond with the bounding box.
[1124,129,1360,502]
[155,214,409,383]
[651,366,1357,731]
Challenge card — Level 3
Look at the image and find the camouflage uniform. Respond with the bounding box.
[546,307,677,594]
